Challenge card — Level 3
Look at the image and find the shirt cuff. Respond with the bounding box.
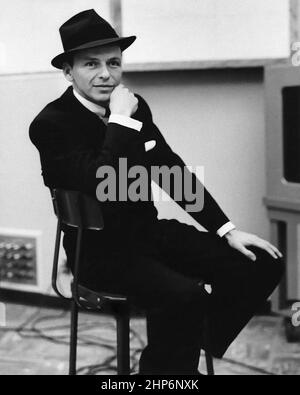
[216,222,236,237]
[109,114,143,132]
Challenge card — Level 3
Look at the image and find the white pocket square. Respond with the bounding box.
[144,140,156,152]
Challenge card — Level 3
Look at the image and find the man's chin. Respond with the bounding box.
[93,93,111,105]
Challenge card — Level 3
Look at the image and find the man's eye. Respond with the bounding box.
[109,60,121,67]
[86,62,96,67]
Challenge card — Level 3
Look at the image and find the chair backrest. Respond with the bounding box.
[51,189,104,231]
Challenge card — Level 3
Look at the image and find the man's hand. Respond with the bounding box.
[224,229,283,262]
[109,84,138,117]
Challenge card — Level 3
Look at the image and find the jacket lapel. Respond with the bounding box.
[59,86,107,141]
[60,87,105,124]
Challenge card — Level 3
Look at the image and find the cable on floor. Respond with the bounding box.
[0,307,145,374]
[0,306,282,375]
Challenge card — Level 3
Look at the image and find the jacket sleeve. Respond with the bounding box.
[139,97,231,233]
[29,115,144,197]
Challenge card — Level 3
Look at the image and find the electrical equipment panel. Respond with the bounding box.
[0,229,43,293]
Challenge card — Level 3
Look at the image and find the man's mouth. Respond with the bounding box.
[94,85,114,89]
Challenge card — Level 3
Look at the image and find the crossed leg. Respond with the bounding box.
[138,219,284,372]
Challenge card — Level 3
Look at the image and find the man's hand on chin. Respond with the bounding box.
[109,84,138,117]
[223,229,283,262]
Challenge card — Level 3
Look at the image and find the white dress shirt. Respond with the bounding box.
[73,89,235,237]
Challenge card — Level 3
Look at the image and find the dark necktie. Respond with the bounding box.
[99,107,111,125]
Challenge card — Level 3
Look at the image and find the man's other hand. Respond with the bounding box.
[224,229,283,262]
[110,84,138,117]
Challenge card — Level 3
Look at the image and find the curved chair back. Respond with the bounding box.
[51,189,104,230]
[51,188,104,301]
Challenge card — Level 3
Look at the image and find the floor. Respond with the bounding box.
[0,302,299,375]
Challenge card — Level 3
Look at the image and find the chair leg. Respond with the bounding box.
[205,351,215,376]
[202,314,215,375]
[116,307,130,375]
[69,300,78,375]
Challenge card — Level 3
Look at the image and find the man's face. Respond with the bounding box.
[64,45,123,105]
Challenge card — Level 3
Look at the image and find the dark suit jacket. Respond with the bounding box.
[29,86,230,274]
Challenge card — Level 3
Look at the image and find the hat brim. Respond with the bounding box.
[51,36,136,69]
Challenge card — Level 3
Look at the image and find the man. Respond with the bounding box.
[29,9,284,375]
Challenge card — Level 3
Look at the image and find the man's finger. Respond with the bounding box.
[264,246,279,260]
[254,238,283,258]
[267,243,283,258]
[240,246,257,262]
[255,240,279,260]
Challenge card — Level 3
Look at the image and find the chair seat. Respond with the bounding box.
[76,284,128,310]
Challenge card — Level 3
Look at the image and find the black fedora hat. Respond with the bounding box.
[51,9,136,69]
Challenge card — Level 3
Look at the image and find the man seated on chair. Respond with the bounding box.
[29,9,284,375]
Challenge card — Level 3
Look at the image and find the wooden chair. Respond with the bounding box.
[51,188,215,375]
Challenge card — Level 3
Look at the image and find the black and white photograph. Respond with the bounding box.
[0,0,299,378]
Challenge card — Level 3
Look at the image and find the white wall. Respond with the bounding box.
[122,0,290,64]
[0,73,69,292]
[0,68,267,294]
[0,0,110,74]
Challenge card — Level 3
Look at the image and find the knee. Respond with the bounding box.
[163,283,208,313]
[251,247,285,282]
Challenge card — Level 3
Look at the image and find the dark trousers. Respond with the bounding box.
[80,218,284,375]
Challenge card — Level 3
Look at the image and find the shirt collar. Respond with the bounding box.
[73,89,106,118]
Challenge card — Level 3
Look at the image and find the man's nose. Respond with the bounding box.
[98,64,110,80]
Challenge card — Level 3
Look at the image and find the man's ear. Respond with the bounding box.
[62,63,74,82]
